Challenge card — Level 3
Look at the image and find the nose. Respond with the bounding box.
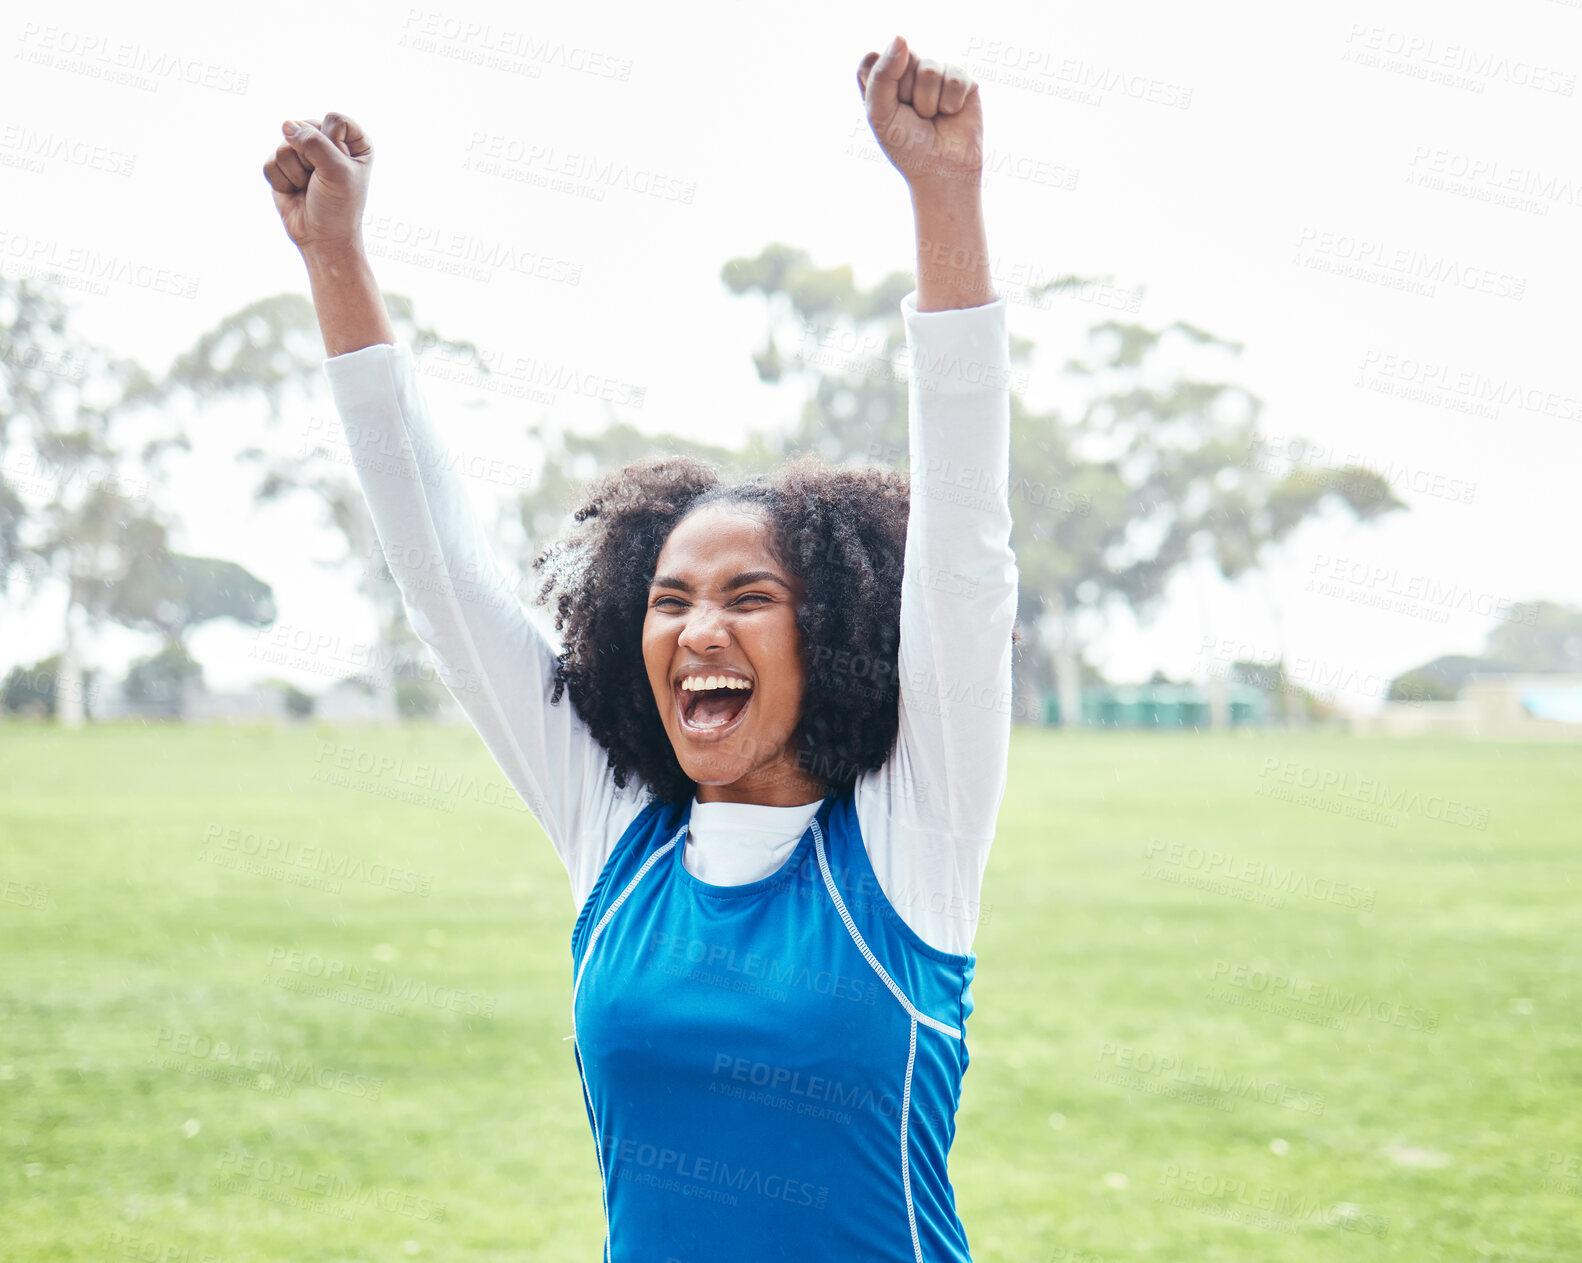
[677,601,732,652]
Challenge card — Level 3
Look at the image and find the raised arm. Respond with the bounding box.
[263,114,647,910]
[850,41,1018,955]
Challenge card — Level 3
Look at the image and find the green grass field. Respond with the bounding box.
[1,723,1577,1262]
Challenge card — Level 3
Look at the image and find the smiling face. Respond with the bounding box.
[642,501,824,806]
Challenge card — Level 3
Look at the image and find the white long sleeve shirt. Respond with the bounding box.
[322,290,1017,956]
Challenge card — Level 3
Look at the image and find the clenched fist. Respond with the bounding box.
[856,35,983,192]
[263,112,373,254]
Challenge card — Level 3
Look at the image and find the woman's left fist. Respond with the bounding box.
[856,35,983,193]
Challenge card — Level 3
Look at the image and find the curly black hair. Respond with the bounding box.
[529,451,1015,806]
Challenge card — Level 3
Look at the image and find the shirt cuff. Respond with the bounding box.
[321,341,406,410]
[899,290,1012,397]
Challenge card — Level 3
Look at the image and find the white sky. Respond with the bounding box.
[3,0,1579,713]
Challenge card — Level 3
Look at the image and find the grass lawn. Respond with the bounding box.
[0,722,1577,1261]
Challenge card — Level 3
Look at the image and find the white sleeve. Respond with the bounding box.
[321,343,649,914]
[853,291,1018,956]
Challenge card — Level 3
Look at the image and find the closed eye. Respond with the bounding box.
[651,594,772,610]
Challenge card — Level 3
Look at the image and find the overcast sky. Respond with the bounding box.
[3,0,1578,713]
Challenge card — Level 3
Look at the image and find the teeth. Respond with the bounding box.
[680,675,751,691]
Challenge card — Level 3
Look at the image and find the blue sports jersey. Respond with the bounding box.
[570,785,978,1261]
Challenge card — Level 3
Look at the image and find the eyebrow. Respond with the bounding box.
[649,570,791,594]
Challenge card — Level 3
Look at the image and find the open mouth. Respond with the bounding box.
[675,677,754,740]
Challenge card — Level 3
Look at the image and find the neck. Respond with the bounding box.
[695,757,827,807]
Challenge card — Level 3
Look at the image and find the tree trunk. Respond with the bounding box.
[1045,591,1083,729]
[1190,560,1226,728]
[58,587,85,729]
[172,636,191,721]
[1207,672,1229,729]
[374,604,406,725]
[373,667,400,725]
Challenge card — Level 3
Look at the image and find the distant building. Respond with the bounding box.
[83,678,470,726]
[92,684,292,723]
[1349,673,1582,738]
[1040,681,1270,728]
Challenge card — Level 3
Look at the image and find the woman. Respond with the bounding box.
[264,33,1018,1261]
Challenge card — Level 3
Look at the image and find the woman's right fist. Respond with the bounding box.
[263,112,372,254]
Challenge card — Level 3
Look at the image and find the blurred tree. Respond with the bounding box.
[95,527,277,718]
[1385,602,1581,701]
[1232,658,1338,722]
[0,277,314,725]
[99,531,277,638]
[1483,601,1582,673]
[2,653,98,719]
[258,677,315,719]
[509,420,767,593]
[394,669,441,720]
[719,247,1411,725]
[122,641,204,718]
[0,276,173,725]
[157,292,487,720]
[1386,655,1516,702]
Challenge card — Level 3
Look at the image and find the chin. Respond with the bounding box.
[675,749,747,787]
